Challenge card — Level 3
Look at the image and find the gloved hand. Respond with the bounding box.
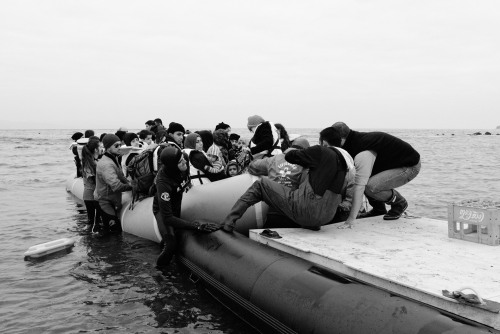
[193,219,222,233]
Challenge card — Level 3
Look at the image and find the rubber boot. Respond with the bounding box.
[222,200,250,233]
[358,196,387,218]
[383,190,408,220]
[157,234,177,268]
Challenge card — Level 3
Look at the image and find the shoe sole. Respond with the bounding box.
[383,202,408,220]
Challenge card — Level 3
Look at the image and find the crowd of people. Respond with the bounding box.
[70,116,421,268]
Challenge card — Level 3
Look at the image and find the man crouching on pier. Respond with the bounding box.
[221,128,347,232]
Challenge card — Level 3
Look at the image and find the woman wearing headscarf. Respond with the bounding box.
[81,137,102,226]
[153,147,220,267]
[182,133,212,186]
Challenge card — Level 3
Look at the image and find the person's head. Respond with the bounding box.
[184,133,203,151]
[71,132,84,141]
[117,126,128,132]
[247,115,265,132]
[160,147,187,174]
[123,132,140,147]
[213,129,229,148]
[99,132,107,142]
[102,134,122,156]
[139,129,153,145]
[195,130,213,152]
[226,160,240,177]
[81,137,101,170]
[290,137,310,150]
[275,123,289,140]
[229,133,240,148]
[115,130,127,144]
[84,130,95,138]
[154,118,163,126]
[145,120,155,131]
[237,138,247,148]
[330,122,350,146]
[319,127,342,147]
[85,137,101,157]
[215,122,231,134]
[167,122,185,146]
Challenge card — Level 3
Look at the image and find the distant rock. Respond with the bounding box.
[484,132,491,135]
[471,132,482,135]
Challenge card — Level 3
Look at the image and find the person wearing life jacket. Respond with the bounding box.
[152,122,185,173]
[153,147,220,268]
[221,128,347,232]
[225,160,240,177]
[94,134,132,237]
[330,122,421,228]
[182,133,212,186]
[246,115,282,159]
[195,130,214,153]
[81,137,102,227]
[121,132,144,177]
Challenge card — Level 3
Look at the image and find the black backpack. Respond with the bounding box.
[127,147,158,207]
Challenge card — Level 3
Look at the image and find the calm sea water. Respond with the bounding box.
[1,128,499,334]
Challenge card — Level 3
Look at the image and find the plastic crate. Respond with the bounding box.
[448,201,500,246]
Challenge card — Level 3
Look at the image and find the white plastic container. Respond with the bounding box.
[24,238,75,259]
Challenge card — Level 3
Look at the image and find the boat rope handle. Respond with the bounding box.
[455,287,485,305]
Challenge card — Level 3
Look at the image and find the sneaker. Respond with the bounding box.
[358,209,387,219]
[383,198,408,220]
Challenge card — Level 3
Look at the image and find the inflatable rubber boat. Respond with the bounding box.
[66,174,497,333]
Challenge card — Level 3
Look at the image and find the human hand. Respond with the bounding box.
[193,219,222,233]
[337,222,353,229]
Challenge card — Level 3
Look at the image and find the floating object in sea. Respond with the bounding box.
[24,238,75,260]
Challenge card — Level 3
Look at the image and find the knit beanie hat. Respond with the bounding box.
[123,132,139,146]
[215,122,230,131]
[247,115,265,130]
[71,132,84,141]
[229,133,240,141]
[184,133,200,150]
[167,122,185,134]
[102,134,121,150]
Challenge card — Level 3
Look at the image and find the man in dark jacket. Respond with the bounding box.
[153,147,219,267]
[331,122,421,228]
[221,129,347,232]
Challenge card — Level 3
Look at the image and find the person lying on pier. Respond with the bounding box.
[153,147,220,268]
[330,122,421,228]
[220,128,347,232]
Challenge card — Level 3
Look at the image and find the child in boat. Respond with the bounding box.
[226,160,240,177]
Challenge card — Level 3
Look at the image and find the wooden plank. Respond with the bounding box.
[249,216,500,329]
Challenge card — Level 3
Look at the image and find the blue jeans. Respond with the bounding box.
[365,160,421,202]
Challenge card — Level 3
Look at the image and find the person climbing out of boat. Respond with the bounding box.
[318,127,357,224]
[182,132,212,186]
[94,133,132,237]
[70,132,84,177]
[330,122,421,228]
[246,137,310,228]
[153,147,221,267]
[81,136,102,226]
[221,128,347,232]
[244,115,282,160]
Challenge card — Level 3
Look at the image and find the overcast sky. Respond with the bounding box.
[1,0,499,130]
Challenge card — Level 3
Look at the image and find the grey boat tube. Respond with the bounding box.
[178,230,497,334]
